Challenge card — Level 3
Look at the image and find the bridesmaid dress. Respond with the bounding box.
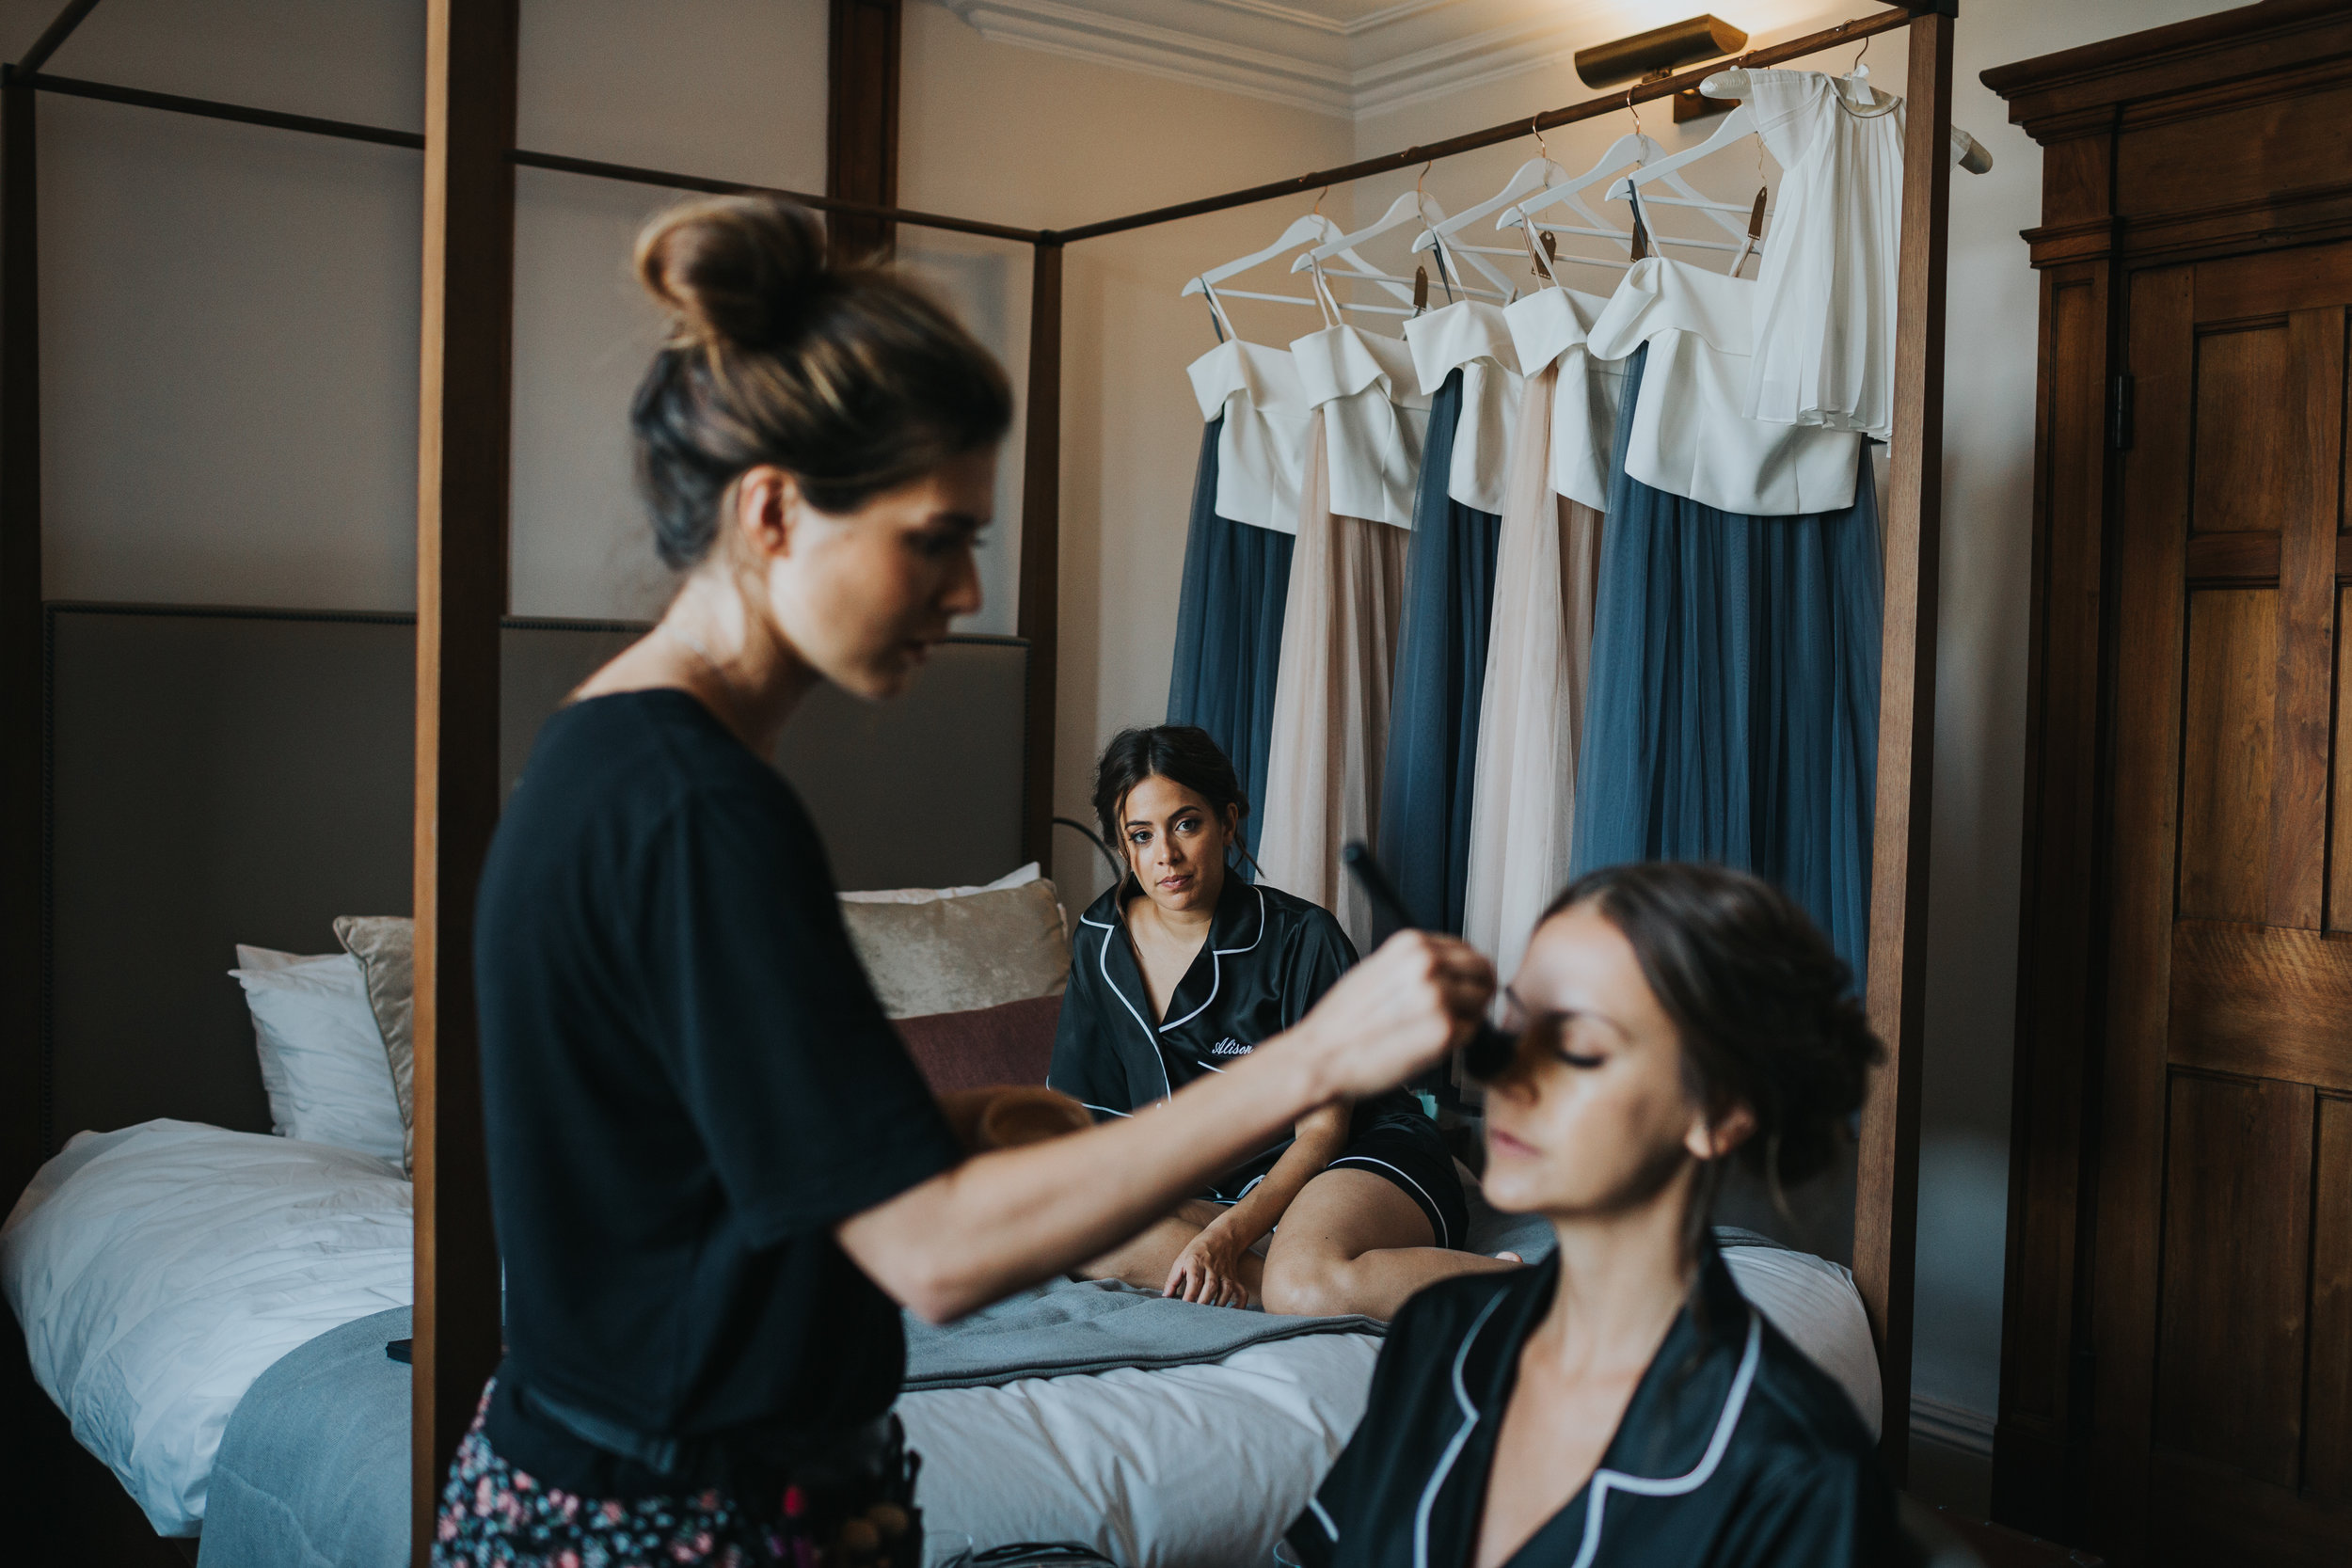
[1570,256,1882,984]
[1167,340,1310,848]
[1256,321,1424,954]
[1458,283,1618,997]
[1376,300,1520,937]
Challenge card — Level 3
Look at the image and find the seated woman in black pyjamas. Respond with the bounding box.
[1285,863,1907,1568]
[1050,725,1519,1319]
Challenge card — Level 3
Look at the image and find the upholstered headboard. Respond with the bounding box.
[40,604,1028,1151]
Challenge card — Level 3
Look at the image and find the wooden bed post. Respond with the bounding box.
[0,67,50,1553]
[1018,239,1063,870]
[414,2,516,1559]
[2,0,98,1271]
[1857,1,1956,1482]
[0,67,41,1235]
[825,0,901,261]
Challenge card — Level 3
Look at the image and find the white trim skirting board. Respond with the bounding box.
[1911,1394,1996,1459]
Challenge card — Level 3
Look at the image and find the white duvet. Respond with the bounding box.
[1,1120,413,1537]
[2,1119,1878,1565]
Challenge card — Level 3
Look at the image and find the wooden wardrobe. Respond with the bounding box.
[1988,3,2352,1562]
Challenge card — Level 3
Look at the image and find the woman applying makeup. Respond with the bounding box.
[441,197,1493,1568]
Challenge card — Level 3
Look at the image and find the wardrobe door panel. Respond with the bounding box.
[2311,1095,2352,1504]
[2265,309,2344,929]
[2190,324,2291,535]
[2174,588,2274,924]
[2152,1071,2312,1488]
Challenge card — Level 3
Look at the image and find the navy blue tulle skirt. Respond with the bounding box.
[1167,416,1295,854]
[1376,370,1502,936]
[1569,345,1883,985]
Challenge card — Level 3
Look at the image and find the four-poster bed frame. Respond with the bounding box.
[0,1,1960,1556]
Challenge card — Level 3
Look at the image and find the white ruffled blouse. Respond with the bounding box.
[1744,68,1905,441]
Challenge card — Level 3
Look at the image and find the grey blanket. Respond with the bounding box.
[902,1275,1382,1390]
[189,1283,1377,1565]
[198,1306,411,1568]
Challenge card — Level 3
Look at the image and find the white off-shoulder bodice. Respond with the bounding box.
[1402,300,1521,516]
[1186,339,1311,535]
[1502,284,1626,514]
[1289,325,1430,530]
[1586,258,1862,517]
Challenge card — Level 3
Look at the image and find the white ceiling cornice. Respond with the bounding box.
[942,0,1358,114]
[935,0,1623,119]
[1191,0,1477,39]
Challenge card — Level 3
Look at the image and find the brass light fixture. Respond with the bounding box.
[1573,14,1748,89]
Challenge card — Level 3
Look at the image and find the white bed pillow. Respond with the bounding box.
[838,861,1043,904]
[229,946,406,1166]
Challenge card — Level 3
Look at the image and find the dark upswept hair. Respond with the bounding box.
[1091,726,1250,884]
[1542,863,1881,1192]
[629,195,1014,570]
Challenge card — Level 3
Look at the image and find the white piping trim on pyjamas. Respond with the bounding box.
[1309,1496,1340,1543]
[1158,884,1267,1033]
[1408,1294,1759,1568]
[1415,1290,1509,1568]
[1565,1312,1762,1568]
[1328,1155,1451,1249]
[1079,913,1173,1103]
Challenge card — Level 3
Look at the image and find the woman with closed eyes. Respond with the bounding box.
[1287,862,1903,1568]
[1049,725,1521,1319]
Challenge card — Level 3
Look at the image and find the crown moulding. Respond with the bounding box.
[935,0,1625,119]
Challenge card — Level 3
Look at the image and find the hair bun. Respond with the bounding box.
[634,195,831,351]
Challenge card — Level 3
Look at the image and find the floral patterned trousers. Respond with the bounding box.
[432,1383,919,1568]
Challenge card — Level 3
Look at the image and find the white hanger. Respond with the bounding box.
[1415,119,1646,277]
[1489,128,1661,242]
[1589,105,1762,254]
[1179,208,1418,325]
[1700,61,1993,174]
[1416,140,1566,247]
[1295,182,1518,306]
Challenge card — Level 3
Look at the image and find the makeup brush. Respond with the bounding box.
[1340,842,1518,1081]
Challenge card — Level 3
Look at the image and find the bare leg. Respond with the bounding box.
[1262,1168,1520,1321]
[1074,1198,1267,1303]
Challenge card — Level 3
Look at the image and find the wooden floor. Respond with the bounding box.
[1931,1505,2106,1567]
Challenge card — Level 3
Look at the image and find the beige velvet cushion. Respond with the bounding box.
[333,915,415,1177]
[838,879,1071,1020]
